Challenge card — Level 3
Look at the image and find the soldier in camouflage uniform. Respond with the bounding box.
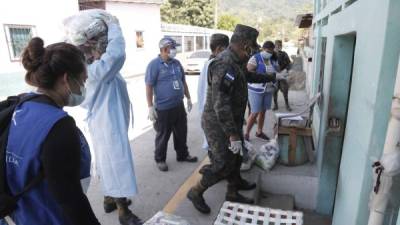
[187,24,276,214]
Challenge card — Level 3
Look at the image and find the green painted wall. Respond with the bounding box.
[311,0,400,224]
[316,34,356,215]
[397,209,400,225]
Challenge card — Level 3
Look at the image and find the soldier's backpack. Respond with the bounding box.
[0,94,43,219]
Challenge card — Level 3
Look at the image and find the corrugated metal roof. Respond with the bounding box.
[79,0,163,4]
[295,13,313,28]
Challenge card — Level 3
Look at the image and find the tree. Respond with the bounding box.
[161,0,215,28]
[217,13,239,31]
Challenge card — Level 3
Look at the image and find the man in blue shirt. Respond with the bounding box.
[145,37,198,171]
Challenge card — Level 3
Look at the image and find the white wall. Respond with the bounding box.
[106,2,162,76]
[0,0,79,74]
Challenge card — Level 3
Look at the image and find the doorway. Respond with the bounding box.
[316,33,357,215]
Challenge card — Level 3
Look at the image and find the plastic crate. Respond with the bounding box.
[214,202,303,225]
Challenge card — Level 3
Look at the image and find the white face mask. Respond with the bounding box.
[261,51,272,59]
[168,48,177,59]
[67,79,86,107]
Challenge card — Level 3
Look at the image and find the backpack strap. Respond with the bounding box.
[0,94,42,197]
[15,171,44,198]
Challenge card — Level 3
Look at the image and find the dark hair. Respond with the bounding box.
[275,40,282,45]
[262,41,275,50]
[210,34,229,52]
[22,37,86,89]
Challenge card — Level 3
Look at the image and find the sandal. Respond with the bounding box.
[255,131,270,141]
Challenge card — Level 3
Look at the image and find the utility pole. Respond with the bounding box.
[214,0,218,29]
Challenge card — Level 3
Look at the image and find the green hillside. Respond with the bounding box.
[218,0,313,21]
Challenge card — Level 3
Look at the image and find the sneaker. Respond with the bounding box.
[255,131,270,141]
[177,155,198,162]
[156,162,168,171]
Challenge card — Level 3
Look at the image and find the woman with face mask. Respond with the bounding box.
[245,41,280,141]
[3,37,99,225]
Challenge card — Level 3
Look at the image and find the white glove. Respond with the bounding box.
[148,106,157,122]
[186,98,192,113]
[229,140,243,154]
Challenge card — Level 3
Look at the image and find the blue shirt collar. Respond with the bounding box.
[158,55,176,65]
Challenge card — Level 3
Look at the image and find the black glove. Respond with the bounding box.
[262,73,276,83]
[246,71,276,83]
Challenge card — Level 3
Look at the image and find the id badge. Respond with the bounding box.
[173,80,181,90]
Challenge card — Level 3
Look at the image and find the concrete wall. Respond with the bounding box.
[105,2,161,76]
[0,0,79,74]
[311,0,400,224]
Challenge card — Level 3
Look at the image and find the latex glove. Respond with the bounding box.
[148,106,157,122]
[98,13,119,26]
[229,140,243,155]
[186,98,192,113]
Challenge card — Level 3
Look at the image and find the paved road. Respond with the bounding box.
[72,74,207,224]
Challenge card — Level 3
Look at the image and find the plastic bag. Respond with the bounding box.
[240,141,258,171]
[144,211,190,225]
[255,139,280,171]
[276,69,289,80]
[63,9,109,46]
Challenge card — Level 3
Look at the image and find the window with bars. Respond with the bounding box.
[4,25,35,61]
[136,31,144,49]
[184,36,194,52]
[196,36,204,50]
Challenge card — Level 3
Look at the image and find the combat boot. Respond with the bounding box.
[226,186,254,204]
[115,198,142,225]
[104,196,132,213]
[187,181,211,214]
[237,179,256,191]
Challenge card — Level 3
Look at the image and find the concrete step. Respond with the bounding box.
[257,191,295,211]
[260,162,319,210]
[302,210,332,225]
[174,166,262,225]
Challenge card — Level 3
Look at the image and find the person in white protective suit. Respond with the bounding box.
[78,15,142,225]
[197,33,229,153]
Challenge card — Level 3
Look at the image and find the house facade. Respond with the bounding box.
[0,0,80,97]
[0,0,163,97]
[309,0,400,224]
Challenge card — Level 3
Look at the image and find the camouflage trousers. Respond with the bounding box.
[199,122,242,190]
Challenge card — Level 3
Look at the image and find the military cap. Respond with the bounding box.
[233,24,259,48]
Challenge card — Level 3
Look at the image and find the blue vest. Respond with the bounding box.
[248,53,279,93]
[6,100,91,225]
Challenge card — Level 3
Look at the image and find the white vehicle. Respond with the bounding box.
[183,50,211,75]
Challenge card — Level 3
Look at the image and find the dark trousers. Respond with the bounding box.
[199,123,242,191]
[154,103,189,162]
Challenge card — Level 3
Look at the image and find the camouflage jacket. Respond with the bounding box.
[202,47,277,139]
